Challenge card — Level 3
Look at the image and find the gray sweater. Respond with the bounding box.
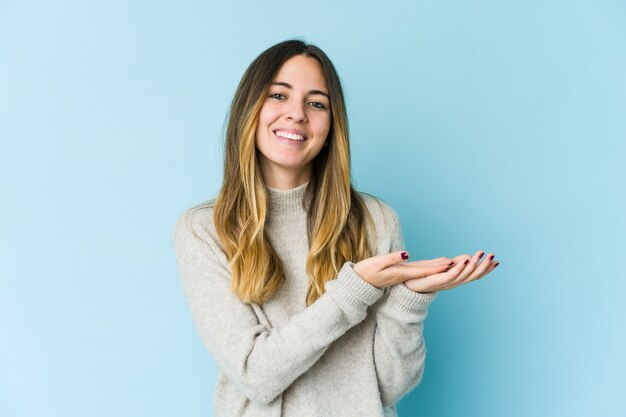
[173,181,436,417]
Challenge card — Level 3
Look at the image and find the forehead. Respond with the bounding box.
[273,55,328,90]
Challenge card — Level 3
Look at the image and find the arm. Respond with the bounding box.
[371,204,436,406]
[173,207,384,405]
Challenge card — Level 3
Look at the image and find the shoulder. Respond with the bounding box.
[172,199,229,271]
[173,199,216,244]
[357,191,401,228]
[356,191,403,255]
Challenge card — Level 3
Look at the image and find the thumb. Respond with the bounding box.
[354,251,408,274]
[375,251,409,271]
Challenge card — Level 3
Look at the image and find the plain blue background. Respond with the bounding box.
[1,0,624,416]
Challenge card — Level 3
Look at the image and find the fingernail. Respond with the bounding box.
[489,254,495,261]
[493,262,500,268]
[478,252,484,260]
[464,259,469,265]
[401,252,409,260]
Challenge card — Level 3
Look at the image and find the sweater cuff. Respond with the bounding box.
[325,262,384,309]
[387,283,437,314]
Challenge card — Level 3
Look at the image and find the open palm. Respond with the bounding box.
[403,251,499,293]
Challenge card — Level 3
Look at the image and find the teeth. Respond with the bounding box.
[275,130,305,141]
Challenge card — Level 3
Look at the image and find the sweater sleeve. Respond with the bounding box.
[371,203,436,406]
[173,206,384,406]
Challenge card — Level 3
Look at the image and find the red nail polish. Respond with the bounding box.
[493,262,500,268]
[478,252,484,260]
[464,259,469,265]
[489,255,494,261]
[401,252,409,260]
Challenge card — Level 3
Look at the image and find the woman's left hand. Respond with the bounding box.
[402,250,499,293]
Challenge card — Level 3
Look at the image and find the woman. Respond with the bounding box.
[173,39,499,417]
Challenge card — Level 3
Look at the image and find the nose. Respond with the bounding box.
[285,100,307,123]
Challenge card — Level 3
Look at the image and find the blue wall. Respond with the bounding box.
[1,1,624,416]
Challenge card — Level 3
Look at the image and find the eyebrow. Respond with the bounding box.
[270,82,329,99]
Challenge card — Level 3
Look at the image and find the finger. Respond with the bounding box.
[410,260,456,276]
[450,251,483,284]
[475,259,500,280]
[428,259,467,284]
[383,259,455,284]
[426,256,453,264]
[464,253,496,282]
[373,251,412,271]
[352,251,409,280]
[413,260,468,291]
[403,258,453,267]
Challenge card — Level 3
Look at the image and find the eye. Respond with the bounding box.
[269,93,285,100]
[308,101,327,110]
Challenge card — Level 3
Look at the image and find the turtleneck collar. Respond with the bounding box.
[266,180,310,215]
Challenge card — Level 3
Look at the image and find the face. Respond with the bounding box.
[255,55,331,187]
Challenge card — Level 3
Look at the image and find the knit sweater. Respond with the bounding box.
[172,181,436,417]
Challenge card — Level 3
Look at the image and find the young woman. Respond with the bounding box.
[173,39,499,417]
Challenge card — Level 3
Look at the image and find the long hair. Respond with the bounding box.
[213,39,375,306]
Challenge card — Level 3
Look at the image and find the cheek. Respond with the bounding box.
[258,102,280,125]
[256,107,275,142]
[256,110,269,131]
[322,118,332,139]
[312,113,332,136]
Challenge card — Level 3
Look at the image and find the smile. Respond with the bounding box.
[274,130,307,141]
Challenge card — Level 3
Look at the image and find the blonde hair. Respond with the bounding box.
[213,39,375,306]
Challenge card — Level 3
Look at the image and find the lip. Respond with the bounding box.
[273,128,308,140]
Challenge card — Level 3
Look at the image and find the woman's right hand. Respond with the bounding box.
[353,252,454,289]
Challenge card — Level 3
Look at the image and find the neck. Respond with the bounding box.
[266,180,310,216]
[260,163,312,190]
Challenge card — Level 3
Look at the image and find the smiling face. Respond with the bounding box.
[255,54,332,189]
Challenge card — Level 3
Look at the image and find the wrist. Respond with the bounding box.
[353,263,381,289]
[402,281,433,295]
